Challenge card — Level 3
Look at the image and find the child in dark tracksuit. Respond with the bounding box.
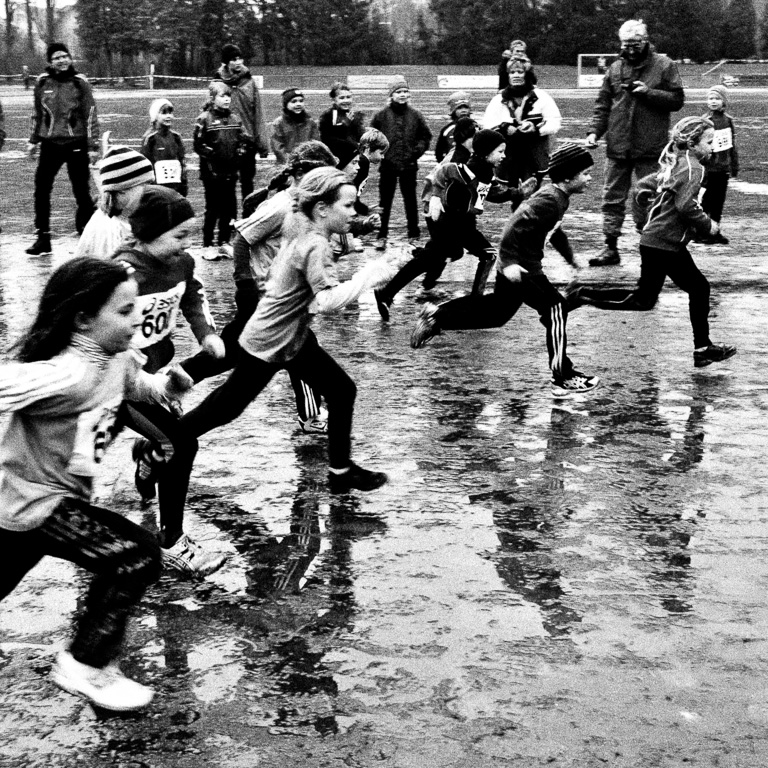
[374,127,509,321]
[434,91,473,163]
[319,82,366,169]
[142,98,188,196]
[568,116,736,369]
[701,84,738,243]
[194,81,248,252]
[410,143,600,398]
[370,75,432,248]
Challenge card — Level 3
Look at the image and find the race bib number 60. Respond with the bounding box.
[134,283,185,349]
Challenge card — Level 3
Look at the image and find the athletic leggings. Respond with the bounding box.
[119,401,198,547]
[180,330,356,469]
[180,274,322,423]
[435,271,575,380]
[577,244,711,349]
[379,214,496,300]
[0,498,160,668]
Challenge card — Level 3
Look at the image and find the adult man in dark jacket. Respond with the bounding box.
[586,20,684,266]
[26,43,99,256]
[214,44,269,210]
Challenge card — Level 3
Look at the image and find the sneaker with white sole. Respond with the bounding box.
[551,372,600,398]
[51,650,154,711]
[298,406,328,434]
[217,243,234,259]
[410,302,441,348]
[202,246,222,261]
[162,533,227,577]
[693,343,736,368]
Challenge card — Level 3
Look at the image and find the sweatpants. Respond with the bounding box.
[701,170,729,223]
[202,172,238,245]
[34,140,95,234]
[0,498,160,668]
[378,214,496,300]
[119,401,198,547]
[378,163,420,239]
[180,274,322,423]
[180,331,356,469]
[576,244,711,348]
[434,271,575,381]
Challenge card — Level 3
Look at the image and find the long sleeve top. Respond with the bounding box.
[0,335,172,531]
[370,103,432,171]
[141,126,188,192]
[318,107,366,166]
[704,109,739,177]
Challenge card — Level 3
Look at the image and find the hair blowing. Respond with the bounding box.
[16,258,133,362]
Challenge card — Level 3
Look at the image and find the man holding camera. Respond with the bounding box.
[586,20,684,266]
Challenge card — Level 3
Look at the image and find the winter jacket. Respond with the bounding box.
[141,126,188,194]
[193,106,247,178]
[634,152,713,251]
[704,109,739,177]
[270,112,320,165]
[214,65,269,155]
[589,47,684,161]
[370,103,432,172]
[433,149,510,217]
[318,107,366,167]
[29,66,99,150]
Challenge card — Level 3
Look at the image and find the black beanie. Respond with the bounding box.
[129,186,195,243]
[46,42,70,62]
[547,142,594,182]
[221,43,242,64]
[472,129,506,159]
[282,88,303,108]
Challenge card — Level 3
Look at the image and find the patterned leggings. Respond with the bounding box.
[0,498,160,668]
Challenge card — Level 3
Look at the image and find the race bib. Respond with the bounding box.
[712,127,733,152]
[134,283,185,349]
[474,180,491,213]
[154,159,183,184]
[68,397,123,476]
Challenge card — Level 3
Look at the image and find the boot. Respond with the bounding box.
[589,242,620,266]
[26,232,52,256]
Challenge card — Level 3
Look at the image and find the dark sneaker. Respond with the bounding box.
[374,289,392,321]
[132,438,158,503]
[329,463,388,493]
[551,372,601,398]
[374,238,387,251]
[694,343,736,368]
[410,302,441,348]
[589,246,620,267]
[26,233,52,257]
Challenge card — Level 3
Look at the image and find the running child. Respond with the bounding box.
[115,186,227,575]
[566,116,736,368]
[319,82,366,169]
[370,75,432,249]
[375,127,508,321]
[76,145,155,259]
[141,98,188,196]
[700,85,738,243]
[178,168,403,493]
[434,91,473,163]
[271,88,320,165]
[0,257,194,711]
[194,81,248,258]
[411,142,600,398]
[181,141,337,434]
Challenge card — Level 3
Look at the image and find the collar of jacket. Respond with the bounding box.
[217,65,252,87]
[45,65,78,81]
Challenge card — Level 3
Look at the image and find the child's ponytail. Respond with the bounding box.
[658,116,714,184]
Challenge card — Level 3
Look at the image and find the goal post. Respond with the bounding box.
[577,54,620,87]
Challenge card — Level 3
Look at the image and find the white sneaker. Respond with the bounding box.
[51,650,154,711]
[218,243,234,259]
[298,406,329,434]
[551,372,600,398]
[202,246,221,261]
[162,533,227,577]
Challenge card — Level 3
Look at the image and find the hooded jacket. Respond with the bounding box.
[214,64,269,155]
[589,45,684,161]
[29,66,99,149]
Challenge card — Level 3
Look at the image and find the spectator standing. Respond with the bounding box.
[586,19,684,266]
[319,82,366,169]
[26,43,99,256]
[141,98,188,196]
[497,39,529,91]
[271,89,320,165]
[215,44,269,208]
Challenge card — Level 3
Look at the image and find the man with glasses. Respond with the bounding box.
[26,43,99,256]
[586,20,684,266]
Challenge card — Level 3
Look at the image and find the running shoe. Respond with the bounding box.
[217,243,234,259]
[131,438,158,503]
[161,533,227,577]
[329,463,388,493]
[410,302,441,348]
[298,407,329,434]
[374,237,387,251]
[693,343,737,368]
[202,246,222,261]
[551,372,601,398]
[51,650,154,711]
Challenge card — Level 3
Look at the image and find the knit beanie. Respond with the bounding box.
[129,186,195,243]
[282,88,303,108]
[447,90,471,115]
[453,117,478,146]
[708,85,728,106]
[388,75,409,97]
[221,43,242,64]
[149,98,173,125]
[99,146,155,192]
[46,42,70,61]
[547,142,594,183]
[472,129,506,158]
